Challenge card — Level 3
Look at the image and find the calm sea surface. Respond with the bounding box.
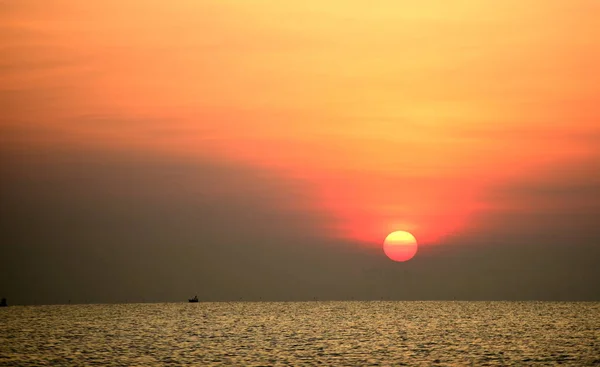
[1,301,598,366]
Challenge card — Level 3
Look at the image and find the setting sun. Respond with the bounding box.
[383,231,418,262]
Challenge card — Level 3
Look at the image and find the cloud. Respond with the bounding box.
[473,157,600,237]
[0,145,341,304]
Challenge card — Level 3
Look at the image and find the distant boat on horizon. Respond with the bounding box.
[0,298,7,307]
[188,295,199,303]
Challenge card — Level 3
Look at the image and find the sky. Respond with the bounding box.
[1,1,599,304]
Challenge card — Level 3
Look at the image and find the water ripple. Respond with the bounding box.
[1,301,599,366]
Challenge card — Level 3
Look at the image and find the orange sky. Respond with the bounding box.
[2,0,599,247]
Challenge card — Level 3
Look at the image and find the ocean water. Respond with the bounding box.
[1,301,598,366]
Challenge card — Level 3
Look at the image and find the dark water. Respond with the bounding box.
[1,301,598,366]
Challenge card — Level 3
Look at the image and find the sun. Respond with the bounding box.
[383,231,418,262]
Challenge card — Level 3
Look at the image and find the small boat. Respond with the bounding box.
[188,295,199,303]
[0,298,7,307]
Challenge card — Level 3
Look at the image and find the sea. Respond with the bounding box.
[1,301,598,366]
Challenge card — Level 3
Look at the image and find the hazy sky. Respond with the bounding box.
[1,1,599,304]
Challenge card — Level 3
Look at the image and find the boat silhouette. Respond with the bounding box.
[188,295,198,303]
[0,298,7,307]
